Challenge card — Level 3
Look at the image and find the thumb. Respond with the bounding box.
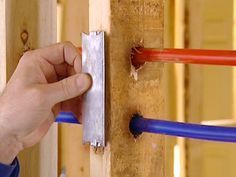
[44,73,92,105]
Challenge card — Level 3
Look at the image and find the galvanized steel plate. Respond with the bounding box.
[82,31,105,148]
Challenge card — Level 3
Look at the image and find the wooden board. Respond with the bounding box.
[164,1,187,177]
[89,0,165,176]
[0,0,6,92]
[163,1,176,177]
[58,0,90,177]
[4,1,57,177]
[187,0,236,177]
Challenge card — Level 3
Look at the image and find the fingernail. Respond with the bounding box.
[76,74,91,93]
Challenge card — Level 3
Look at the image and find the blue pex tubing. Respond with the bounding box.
[129,114,236,143]
[55,112,80,124]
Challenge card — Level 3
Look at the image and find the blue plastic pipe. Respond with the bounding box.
[55,112,80,124]
[129,114,236,143]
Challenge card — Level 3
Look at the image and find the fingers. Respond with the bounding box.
[43,73,92,105]
[34,42,82,72]
[54,64,76,79]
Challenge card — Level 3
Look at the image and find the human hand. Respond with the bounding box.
[0,42,91,164]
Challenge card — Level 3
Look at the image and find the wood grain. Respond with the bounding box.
[89,0,165,176]
[0,0,6,92]
[5,1,57,177]
[58,0,90,177]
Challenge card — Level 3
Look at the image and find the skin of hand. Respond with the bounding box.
[0,42,91,164]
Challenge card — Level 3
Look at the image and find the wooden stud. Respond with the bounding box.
[58,0,90,176]
[0,0,6,92]
[4,1,57,177]
[187,0,236,177]
[89,0,165,176]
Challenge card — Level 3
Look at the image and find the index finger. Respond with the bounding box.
[35,42,82,72]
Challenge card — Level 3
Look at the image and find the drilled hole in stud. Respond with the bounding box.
[129,113,143,138]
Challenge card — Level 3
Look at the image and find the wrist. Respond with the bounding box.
[0,115,23,165]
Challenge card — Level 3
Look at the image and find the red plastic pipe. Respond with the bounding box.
[131,48,236,69]
[77,47,82,54]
